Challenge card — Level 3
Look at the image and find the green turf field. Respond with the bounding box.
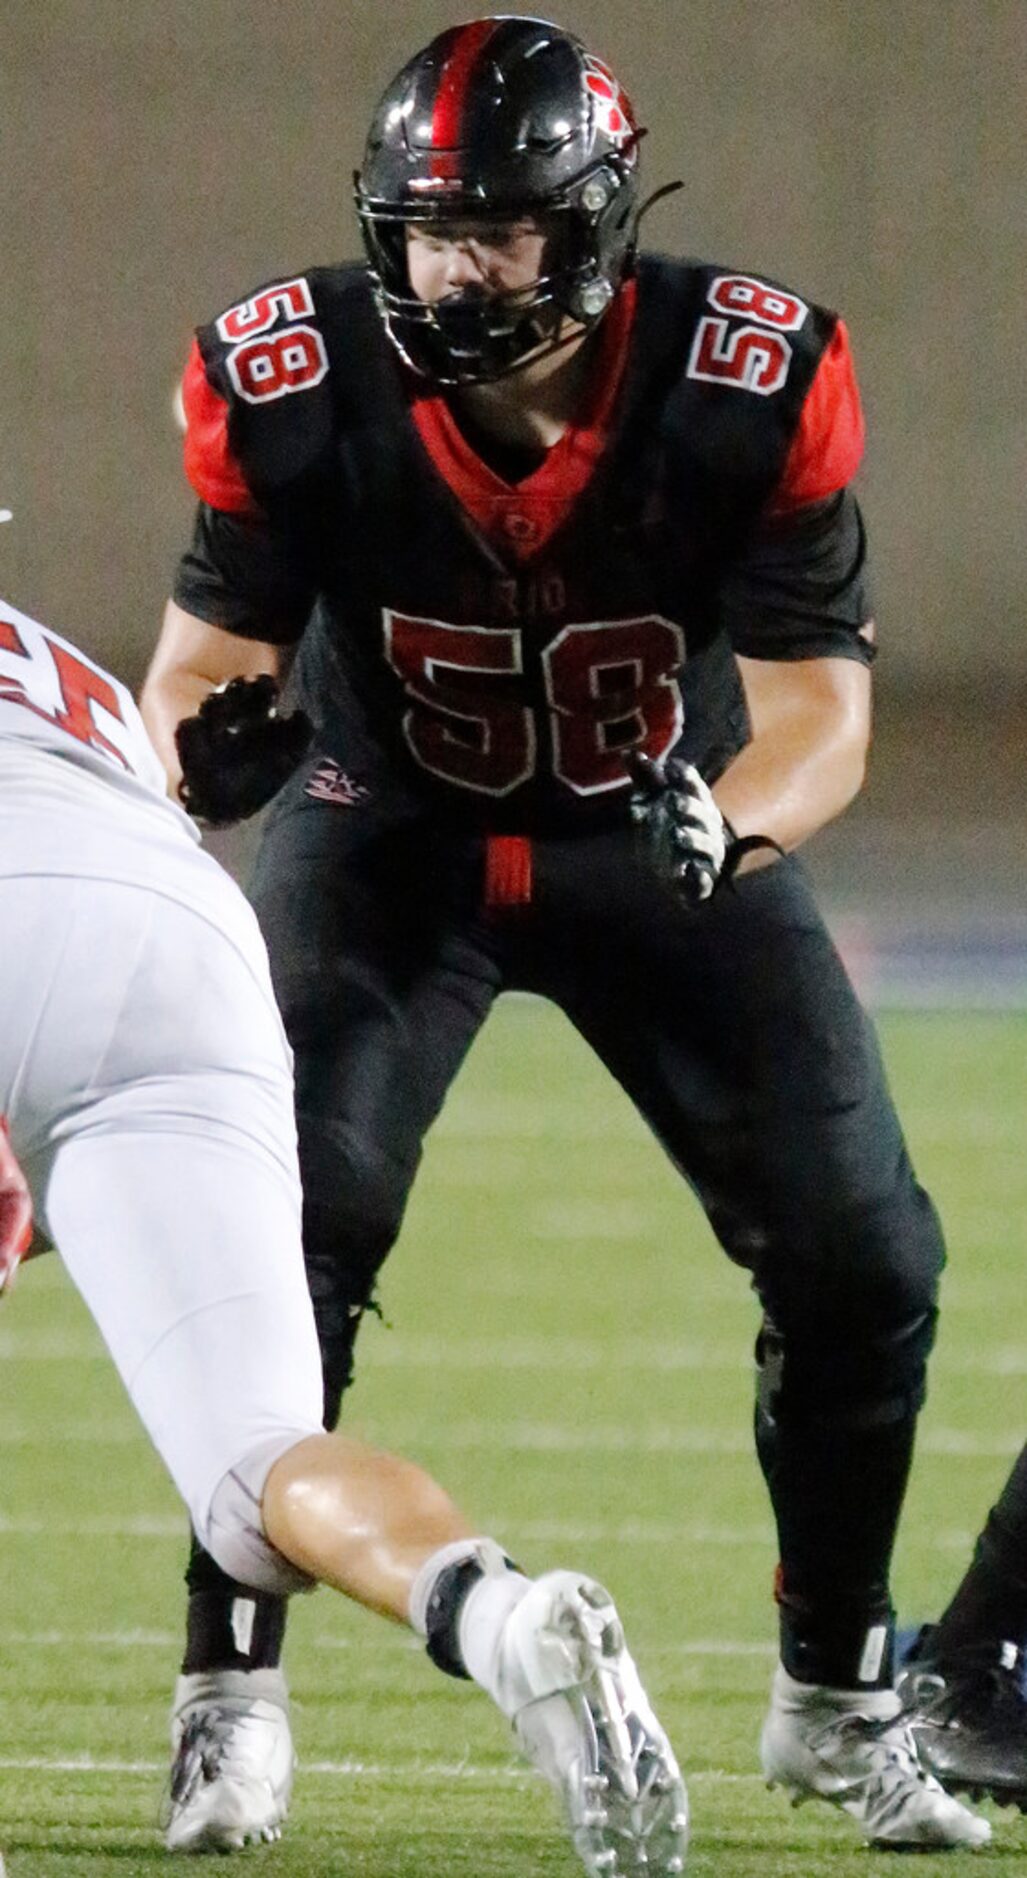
[1,1003,1026,1876]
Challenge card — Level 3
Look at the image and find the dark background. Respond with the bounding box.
[4,1,1025,920]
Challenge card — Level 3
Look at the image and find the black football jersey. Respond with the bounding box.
[174,255,872,832]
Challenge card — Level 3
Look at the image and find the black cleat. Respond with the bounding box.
[897,1624,1027,1811]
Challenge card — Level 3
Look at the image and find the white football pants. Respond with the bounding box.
[0,873,324,1591]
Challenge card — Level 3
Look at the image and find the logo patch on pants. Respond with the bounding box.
[304,760,370,807]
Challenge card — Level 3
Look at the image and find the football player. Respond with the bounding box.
[0,589,689,1871]
[141,14,989,1852]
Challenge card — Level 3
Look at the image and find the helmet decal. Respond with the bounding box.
[428,19,502,179]
[583,56,637,145]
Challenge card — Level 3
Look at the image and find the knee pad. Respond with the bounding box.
[298,1113,415,1255]
[198,1439,317,1598]
[755,1181,945,1430]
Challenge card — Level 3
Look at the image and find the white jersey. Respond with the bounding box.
[0,595,324,1570]
[0,593,252,947]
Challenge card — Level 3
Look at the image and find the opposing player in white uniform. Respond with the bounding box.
[0,592,689,1872]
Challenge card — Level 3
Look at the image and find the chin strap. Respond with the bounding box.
[636,177,684,228]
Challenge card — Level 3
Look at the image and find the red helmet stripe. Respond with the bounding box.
[431,19,501,152]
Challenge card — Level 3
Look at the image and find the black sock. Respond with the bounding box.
[757,1402,915,1688]
[776,1574,895,1688]
[182,1587,288,1675]
[182,1531,288,1674]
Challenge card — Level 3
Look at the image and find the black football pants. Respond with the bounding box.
[188,782,945,1686]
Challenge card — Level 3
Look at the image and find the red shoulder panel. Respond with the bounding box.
[770,318,865,514]
[181,339,257,515]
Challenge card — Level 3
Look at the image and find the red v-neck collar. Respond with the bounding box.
[409,281,637,563]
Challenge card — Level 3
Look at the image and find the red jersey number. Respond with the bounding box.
[216,275,329,406]
[216,278,315,343]
[0,618,131,770]
[687,273,809,397]
[385,615,534,796]
[707,276,808,331]
[225,327,329,405]
[687,321,792,395]
[546,617,684,795]
[384,612,684,797]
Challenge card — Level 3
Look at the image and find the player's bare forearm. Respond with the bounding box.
[714,653,871,861]
[140,600,287,797]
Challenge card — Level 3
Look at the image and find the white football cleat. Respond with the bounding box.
[760,1664,991,1849]
[164,1667,295,1853]
[498,1571,689,1876]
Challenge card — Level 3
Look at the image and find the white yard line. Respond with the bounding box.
[0,1754,760,1782]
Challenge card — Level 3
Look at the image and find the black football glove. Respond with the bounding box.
[627,750,730,906]
[175,675,314,827]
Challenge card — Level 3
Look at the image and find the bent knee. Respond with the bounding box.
[761,1176,945,1322]
[755,1181,946,1427]
[196,1436,319,1597]
[298,1113,416,1254]
[834,1179,945,1328]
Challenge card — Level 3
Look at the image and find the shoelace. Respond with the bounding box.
[817,1709,929,1769]
[160,1706,237,1822]
[815,1713,932,1783]
[811,1712,941,1832]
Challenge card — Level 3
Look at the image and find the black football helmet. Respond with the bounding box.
[354,16,643,383]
